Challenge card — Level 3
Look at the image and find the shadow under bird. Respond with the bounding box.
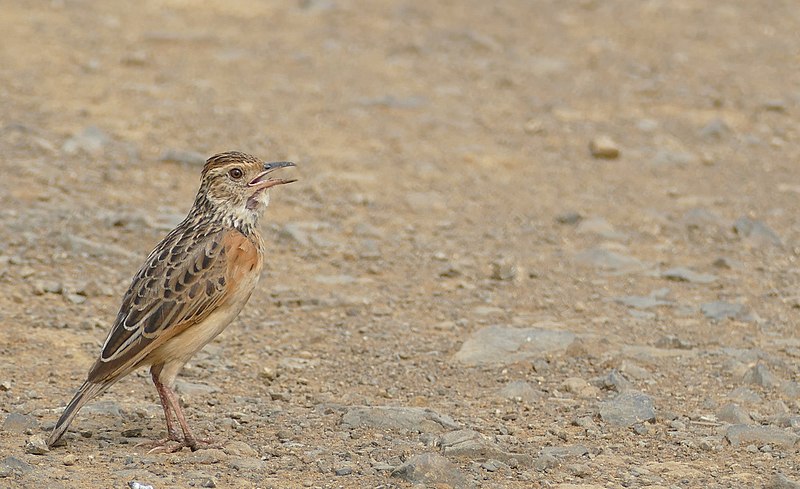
[48,151,296,451]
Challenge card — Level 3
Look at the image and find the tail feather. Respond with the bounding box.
[48,381,109,447]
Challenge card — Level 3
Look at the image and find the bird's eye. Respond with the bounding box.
[228,168,243,180]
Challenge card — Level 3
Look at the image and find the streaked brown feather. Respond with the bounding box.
[87,218,260,383]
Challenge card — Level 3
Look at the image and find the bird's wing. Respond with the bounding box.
[87,222,259,382]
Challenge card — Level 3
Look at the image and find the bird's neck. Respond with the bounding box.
[191,193,260,236]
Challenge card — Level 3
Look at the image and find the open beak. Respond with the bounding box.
[248,161,297,190]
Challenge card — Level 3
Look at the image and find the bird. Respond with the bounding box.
[47,151,296,451]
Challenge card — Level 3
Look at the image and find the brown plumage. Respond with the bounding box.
[48,152,296,451]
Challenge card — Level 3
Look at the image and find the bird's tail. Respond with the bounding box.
[47,380,109,447]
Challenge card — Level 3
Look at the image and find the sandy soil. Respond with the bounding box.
[1,1,799,487]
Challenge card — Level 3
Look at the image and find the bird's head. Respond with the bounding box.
[195,151,296,230]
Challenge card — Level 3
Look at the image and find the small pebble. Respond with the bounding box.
[589,136,620,159]
[335,467,353,476]
[63,454,77,466]
[24,435,49,455]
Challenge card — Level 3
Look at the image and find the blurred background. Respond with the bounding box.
[1,0,799,487]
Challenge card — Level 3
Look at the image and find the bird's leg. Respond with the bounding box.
[151,369,181,442]
[135,367,183,451]
[160,382,217,451]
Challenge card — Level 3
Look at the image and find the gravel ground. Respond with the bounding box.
[1,1,799,488]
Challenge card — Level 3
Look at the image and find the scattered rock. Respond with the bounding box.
[0,380,10,392]
[717,404,752,424]
[439,429,532,466]
[62,454,78,466]
[499,380,542,404]
[698,118,730,139]
[174,380,220,396]
[725,425,798,448]
[613,293,671,310]
[661,267,717,284]
[62,126,110,156]
[652,150,698,167]
[727,387,762,404]
[742,363,780,388]
[0,456,32,477]
[654,335,693,350]
[32,280,63,295]
[390,453,468,488]
[561,378,599,398]
[767,473,800,489]
[540,445,589,460]
[334,467,353,476]
[701,301,750,322]
[490,258,521,281]
[454,325,575,366]
[733,217,782,247]
[574,247,645,273]
[555,211,582,225]
[589,136,620,159]
[24,434,49,455]
[599,391,656,427]
[128,482,155,489]
[159,148,207,166]
[341,406,460,432]
[2,413,38,433]
[591,370,634,393]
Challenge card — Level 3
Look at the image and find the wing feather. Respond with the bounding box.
[88,223,237,382]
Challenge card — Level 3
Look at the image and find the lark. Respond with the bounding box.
[48,151,296,451]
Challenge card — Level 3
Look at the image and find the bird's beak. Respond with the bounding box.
[248,161,297,189]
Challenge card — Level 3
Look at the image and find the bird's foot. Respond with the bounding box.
[139,435,221,453]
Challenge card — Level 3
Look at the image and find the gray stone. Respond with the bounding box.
[391,453,469,488]
[24,434,49,455]
[613,295,671,310]
[159,148,206,166]
[780,381,800,398]
[733,217,783,247]
[439,429,532,466]
[743,364,780,388]
[2,413,38,433]
[767,473,800,489]
[533,453,557,471]
[727,387,762,404]
[83,400,125,417]
[540,445,589,459]
[661,267,717,284]
[0,456,32,477]
[341,406,460,433]
[555,211,582,225]
[174,380,220,396]
[599,391,656,427]
[574,247,645,273]
[699,118,730,139]
[62,126,110,156]
[717,404,752,424]
[592,369,634,392]
[652,150,698,167]
[701,301,750,322]
[725,425,798,448]
[654,335,693,350]
[454,325,575,366]
[498,380,542,404]
[335,467,353,476]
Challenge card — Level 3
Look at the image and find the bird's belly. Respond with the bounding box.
[147,300,248,368]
